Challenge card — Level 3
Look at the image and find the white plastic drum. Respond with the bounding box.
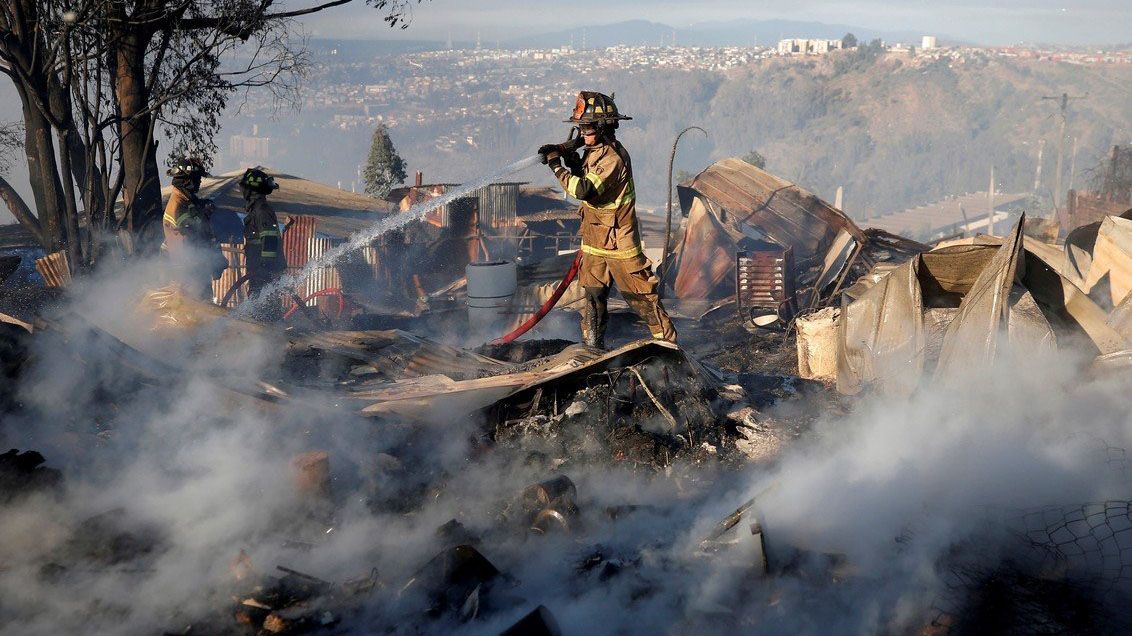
[466,260,517,336]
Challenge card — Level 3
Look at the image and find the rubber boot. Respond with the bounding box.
[581,286,609,349]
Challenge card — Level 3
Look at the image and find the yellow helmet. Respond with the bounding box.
[565,91,632,126]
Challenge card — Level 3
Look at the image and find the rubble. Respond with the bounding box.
[0,449,62,502]
[5,159,1132,634]
[837,216,1126,395]
[500,605,562,636]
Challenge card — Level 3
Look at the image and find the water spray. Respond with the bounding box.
[234,154,545,318]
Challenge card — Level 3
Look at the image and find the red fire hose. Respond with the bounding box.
[221,275,345,323]
[283,287,346,321]
[490,250,583,345]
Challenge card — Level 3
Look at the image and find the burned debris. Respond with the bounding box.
[3,154,1132,635]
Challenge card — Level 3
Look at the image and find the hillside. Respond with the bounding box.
[504,18,935,49]
[384,51,1132,219]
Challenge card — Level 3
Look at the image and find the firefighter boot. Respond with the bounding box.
[581,286,610,349]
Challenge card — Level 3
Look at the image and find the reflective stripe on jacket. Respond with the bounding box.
[243,196,286,277]
[552,140,644,257]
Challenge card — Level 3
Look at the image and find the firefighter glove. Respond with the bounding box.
[538,143,561,165]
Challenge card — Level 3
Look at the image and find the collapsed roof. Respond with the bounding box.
[670,158,867,301]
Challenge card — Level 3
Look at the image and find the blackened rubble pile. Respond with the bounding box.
[4,161,1132,634]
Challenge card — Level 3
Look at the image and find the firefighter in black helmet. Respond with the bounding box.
[538,91,676,348]
[240,168,286,322]
[163,156,225,298]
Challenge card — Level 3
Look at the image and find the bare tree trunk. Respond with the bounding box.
[14,83,67,253]
[0,175,42,244]
[114,27,163,254]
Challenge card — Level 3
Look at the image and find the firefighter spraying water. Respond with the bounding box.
[233,154,544,320]
[536,91,676,347]
[235,91,674,351]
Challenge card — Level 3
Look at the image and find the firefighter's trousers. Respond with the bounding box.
[578,251,676,348]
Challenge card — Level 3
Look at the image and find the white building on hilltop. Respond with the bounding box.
[776,38,843,55]
[922,35,938,50]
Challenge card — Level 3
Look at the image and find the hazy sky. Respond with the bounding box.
[298,0,1131,46]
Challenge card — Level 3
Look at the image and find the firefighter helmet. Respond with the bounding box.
[565,91,632,125]
[239,168,278,194]
[167,156,209,180]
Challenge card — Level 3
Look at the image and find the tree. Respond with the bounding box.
[362,124,407,199]
[0,122,32,232]
[0,0,424,266]
[742,150,767,170]
[841,33,858,49]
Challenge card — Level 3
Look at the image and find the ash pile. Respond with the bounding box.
[3,160,1132,634]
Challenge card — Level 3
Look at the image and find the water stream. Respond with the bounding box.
[235,154,544,318]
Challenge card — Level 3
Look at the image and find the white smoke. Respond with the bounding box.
[2,255,1132,635]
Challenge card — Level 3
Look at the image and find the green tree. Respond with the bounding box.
[742,150,767,170]
[841,33,858,49]
[362,124,407,198]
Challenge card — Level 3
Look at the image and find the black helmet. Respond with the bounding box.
[239,168,278,194]
[565,91,632,126]
[167,156,209,180]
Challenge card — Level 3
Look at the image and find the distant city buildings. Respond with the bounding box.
[229,125,271,166]
[776,38,842,55]
[214,40,1132,176]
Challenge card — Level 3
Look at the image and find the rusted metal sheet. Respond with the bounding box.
[294,237,342,313]
[838,217,1126,395]
[349,339,698,421]
[682,158,865,262]
[34,250,70,288]
[673,197,739,300]
[283,215,317,270]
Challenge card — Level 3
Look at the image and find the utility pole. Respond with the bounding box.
[1032,138,1045,193]
[1068,136,1079,194]
[1041,92,1086,209]
[987,166,996,236]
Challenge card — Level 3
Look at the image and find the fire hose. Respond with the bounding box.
[490,250,582,345]
[220,273,342,323]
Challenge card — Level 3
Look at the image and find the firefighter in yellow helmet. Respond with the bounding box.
[240,168,287,322]
[162,157,225,298]
[538,91,676,348]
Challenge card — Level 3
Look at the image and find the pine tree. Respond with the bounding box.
[362,124,407,198]
[742,150,767,170]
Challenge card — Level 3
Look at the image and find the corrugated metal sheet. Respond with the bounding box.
[866,191,1030,238]
[681,158,865,264]
[212,243,246,306]
[477,183,521,228]
[283,215,317,270]
[34,250,71,288]
[289,329,507,381]
[293,237,342,313]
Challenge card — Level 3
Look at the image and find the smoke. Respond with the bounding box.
[236,154,544,318]
[2,252,1132,634]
